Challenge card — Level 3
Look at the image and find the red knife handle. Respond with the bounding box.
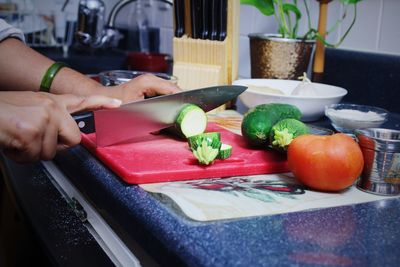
[73,111,95,134]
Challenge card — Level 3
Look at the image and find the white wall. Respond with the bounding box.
[237,0,400,78]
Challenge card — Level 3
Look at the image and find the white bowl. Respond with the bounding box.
[233,79,348,122]
[325,103,388,134]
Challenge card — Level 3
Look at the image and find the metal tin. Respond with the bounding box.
[248,33,315,79]
[355,128,400,195]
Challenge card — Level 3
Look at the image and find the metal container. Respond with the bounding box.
[249,34,315,79]
[76,0,106,47]
[98,70,177,86]
[355,128,400,195]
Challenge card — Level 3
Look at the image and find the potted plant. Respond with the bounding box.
[241,0,362,79]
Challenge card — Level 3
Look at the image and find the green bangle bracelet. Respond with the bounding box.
[39,62,68,92]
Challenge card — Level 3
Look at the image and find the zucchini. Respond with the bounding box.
[188,132,221,151]
[217,144,232,159]
[189,132,222,165]
[241,103,301,147]
[269,118,309,151]
[254,103,302,121]
[174,104,207,138]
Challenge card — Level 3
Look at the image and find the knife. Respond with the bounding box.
[174,0,185,37]
[190,0,202,39]
[209,0,219,40]
[73,85,247,147]
[199,0,210,39]
[218,0,227,41]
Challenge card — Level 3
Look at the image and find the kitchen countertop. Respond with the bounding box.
[2,113,400,267]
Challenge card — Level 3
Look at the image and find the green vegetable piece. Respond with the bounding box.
[193,140,220,165]
[241,103,302,147]
[269,118,309,151]
[175,104,207,138]
[217,144,232,160]
[188,132,221,151]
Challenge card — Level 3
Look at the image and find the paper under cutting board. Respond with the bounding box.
[80,124,289,184]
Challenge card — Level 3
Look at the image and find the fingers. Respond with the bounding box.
[39,116,59,160]
[57,115,82,148]
[118,74,181,101]
[56,94,122,114]
[0,92,83,163]
[138,74,181,97]
[37,95,82,156]
[0,104,49,163]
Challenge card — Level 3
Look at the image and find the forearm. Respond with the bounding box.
[0,38,180,103]
[0,38,104,95]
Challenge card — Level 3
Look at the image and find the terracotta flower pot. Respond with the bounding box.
[249,34,315,79]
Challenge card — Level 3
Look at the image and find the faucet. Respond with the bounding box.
[76,0,173,48]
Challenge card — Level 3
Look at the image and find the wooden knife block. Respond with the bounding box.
[172,0,240,111]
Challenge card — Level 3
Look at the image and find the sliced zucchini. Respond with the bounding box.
[193,140,220,165]
[188,132,221,151]
[175,104,207,138]
[217,144,232,159]
[188,132,222,165]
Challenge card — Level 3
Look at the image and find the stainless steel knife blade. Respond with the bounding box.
[78,85,246,147]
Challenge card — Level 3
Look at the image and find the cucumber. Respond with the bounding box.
[174,104,207,138]
[241,109,273,147]
[189,132,222,165]
[241,103,301,147]
[269,118,309,151]
[254,103,302,121]
[217,144,232,159]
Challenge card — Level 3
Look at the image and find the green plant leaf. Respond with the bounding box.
[339,0,362,4]
[282,3,301,20]
[240,0,275,16]
[282,3,301,38]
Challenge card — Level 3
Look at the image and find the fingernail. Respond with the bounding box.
[111,98,122,106]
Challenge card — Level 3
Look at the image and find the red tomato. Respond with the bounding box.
[287,133,364,192]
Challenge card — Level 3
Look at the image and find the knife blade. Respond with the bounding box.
[73,85,247,147]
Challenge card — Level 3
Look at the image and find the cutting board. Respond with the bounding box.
[80,124,289,184]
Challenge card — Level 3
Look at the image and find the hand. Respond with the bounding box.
[101,74,181,104]
[0,91,121,163]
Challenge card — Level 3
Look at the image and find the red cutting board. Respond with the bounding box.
[80,124,289,184]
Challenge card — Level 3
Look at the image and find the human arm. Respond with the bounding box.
[0,91,121,163]
[0,38,180,103]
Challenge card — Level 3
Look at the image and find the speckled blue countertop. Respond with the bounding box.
[48,114,400,267]
[2,114,400,266]
[52,146,400,267]
[2,48,400,266]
